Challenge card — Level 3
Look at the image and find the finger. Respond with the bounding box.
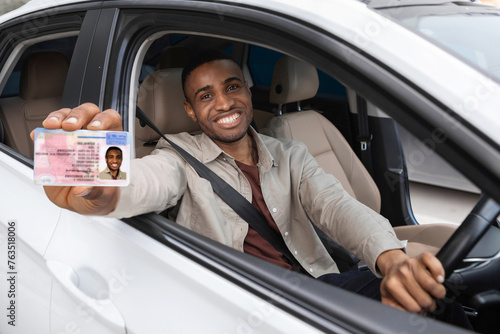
[60,103,101,131]
[73,186,92,197]
[71,186,103,201]
[420,252,445,283]
[86,109,123,131]
[383,258,440,313]
[69,186,119,215]
[415,254,446,300]
[408,284,436,312]
[382,275,423,313]
[42,108,72,129]
[400,258,443,312]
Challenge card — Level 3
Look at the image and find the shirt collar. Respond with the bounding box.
[250,127,277,170]
[198,127,277,169]
[199,132,225,164]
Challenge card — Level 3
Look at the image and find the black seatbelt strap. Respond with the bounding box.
[136,106,304,271]
[356,94,374,175]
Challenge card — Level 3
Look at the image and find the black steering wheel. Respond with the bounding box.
[436,195,500,279]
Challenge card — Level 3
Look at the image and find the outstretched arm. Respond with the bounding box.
[31,103,123,215]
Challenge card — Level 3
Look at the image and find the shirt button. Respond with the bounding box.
[272,208,277,213]
[294,250,298,255]
[285,232,289,236]
[309,268,313,273]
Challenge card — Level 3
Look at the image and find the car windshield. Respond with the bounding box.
[379,4,500,82]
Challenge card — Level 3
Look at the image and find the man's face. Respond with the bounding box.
[105,149,122,172]
[183,59,253,144]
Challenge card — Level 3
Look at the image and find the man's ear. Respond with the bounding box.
[245,81,252,97]
[184,100,197,122]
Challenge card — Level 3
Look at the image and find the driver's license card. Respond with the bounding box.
[33,128,130,186]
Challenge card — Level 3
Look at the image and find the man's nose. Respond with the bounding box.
[215,93,233,111]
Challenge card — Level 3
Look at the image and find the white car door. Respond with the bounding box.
[0,154,59,333]
[44,211,322,334]
[0,12,83,333]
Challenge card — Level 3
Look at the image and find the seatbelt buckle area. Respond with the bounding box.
[358,134,372,151]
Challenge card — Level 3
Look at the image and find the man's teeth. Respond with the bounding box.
[217,113,240,124]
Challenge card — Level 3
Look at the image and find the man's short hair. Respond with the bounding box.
[106,146,122,156]
[181,49,238,100]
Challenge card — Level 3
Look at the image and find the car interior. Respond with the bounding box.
[0,51,69,159]
[133,34,456,255]
[0,30,499,332]
[0,36,77,159]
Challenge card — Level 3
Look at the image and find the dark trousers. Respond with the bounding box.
[317,271,472,330]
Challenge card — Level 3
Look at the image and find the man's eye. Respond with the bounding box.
[228,84,238,91]
[200,93,212,100]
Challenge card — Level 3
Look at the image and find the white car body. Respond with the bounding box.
[1,0,498,333]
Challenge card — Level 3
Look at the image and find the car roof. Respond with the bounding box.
[0,0,90,25]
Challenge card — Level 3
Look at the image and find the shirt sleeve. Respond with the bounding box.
[106,143,188,219]
[298,146,406,276]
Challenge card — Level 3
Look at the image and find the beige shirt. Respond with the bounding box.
[99,167,127,180]
[109,129,404,277]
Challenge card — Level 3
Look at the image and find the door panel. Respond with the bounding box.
[44,211,322,333]
[0,9,84,334]
[0,155,61,254]
[0,219,53,333]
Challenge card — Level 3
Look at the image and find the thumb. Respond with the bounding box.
[72,186,93,197]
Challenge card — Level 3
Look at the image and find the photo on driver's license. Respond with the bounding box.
[33,128,130,186]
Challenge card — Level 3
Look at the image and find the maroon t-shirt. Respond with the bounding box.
[235,158,292,270]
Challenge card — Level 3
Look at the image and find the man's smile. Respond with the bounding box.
[215,112,241,125]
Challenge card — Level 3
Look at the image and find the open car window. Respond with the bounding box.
[0,13,81,163]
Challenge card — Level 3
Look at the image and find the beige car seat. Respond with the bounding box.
[261,55,457,257]
[0,52,69,159]
[136,68,200,158]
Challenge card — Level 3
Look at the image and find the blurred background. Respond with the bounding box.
[0,0,29,15]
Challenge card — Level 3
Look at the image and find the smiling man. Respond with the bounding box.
[181,52,256,164]
[37,50,469,327]
[99,146,127,180]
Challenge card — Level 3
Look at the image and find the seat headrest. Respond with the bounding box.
[20,52,69,100]
[269,55,319,105]
[136,68,200,143]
